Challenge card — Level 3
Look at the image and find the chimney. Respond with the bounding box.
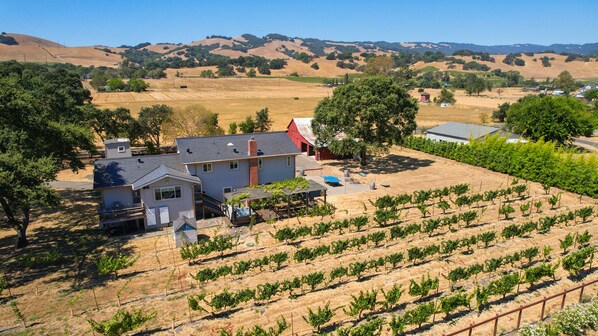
[248,137,258,186]
[248,137,257,156]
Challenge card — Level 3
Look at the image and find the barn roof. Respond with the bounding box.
[289,118,318,146]
[175,132,300,164]
[426,122,499,140]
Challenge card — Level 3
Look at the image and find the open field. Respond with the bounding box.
[89,77,528,135]
[1,147,596,335]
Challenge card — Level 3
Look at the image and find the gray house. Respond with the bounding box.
[425,122,524,144]
[93,132,300,232]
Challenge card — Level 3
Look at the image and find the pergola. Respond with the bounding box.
[223,179,328,224]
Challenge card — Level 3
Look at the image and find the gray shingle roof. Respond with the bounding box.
[426,122,499,140]
[93,153,187,189]
[104,138,130,145]
[176,132,300,164]
[132,165,200,190]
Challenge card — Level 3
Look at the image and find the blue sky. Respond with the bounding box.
[1,0,597,46]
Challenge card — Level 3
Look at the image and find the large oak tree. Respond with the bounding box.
[312,76,418,165]
[506,95,596,145]
[0,61,94,247]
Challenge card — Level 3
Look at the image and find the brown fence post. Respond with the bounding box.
[579,283,585,303]
[561,291,567,309]
[493,315,499,336]
[516,306,523,329]
[468,322,474,336]
[540,297,547,320]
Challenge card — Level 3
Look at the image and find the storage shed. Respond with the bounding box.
[426,122,524,144]
[286,118,337,160]
[420,92,431,103]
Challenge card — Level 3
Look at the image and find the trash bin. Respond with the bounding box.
[344,169,350,177]
[369,182,376,190]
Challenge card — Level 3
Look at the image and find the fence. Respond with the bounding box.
[443,278,598,336]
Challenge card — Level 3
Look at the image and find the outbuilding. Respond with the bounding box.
[286,118,337,160]
[420,92,431,103]
[425,122,524,144]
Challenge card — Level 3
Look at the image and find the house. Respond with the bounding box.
[425,122,524,144]
[93,132,301,232]
[420,92,431,103]
[287,118,337,160]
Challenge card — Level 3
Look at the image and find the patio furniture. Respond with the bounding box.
[322,175,341,186]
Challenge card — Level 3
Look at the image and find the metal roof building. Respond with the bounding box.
[425,122,524,144]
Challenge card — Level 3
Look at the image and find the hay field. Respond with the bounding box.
[0,147,596,335]
[90,78,526,134]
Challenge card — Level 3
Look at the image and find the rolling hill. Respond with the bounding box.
[1,32,597,79]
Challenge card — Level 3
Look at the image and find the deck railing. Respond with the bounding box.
[99,205,145,222]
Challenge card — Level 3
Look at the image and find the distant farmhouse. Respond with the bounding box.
[425,122,524,144]
[93,132,306,232]
[287,118,338,160]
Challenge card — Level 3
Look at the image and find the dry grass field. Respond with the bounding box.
[89,77,528,135]
[0,147,596,335]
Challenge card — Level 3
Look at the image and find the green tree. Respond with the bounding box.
[254,107,272,132]
[312,76,418,165]
[246,68,256,78]
[107,77,126,91]
[83,106,133,142]
[363,56,395,76]
[492,102,510,122]
[137,104,174,149]
[127,78,149,92]
[553,70,577,93]
[0,62,94,247]
[239,116,255,134]
[506,95,596,144]
[583,88,598,100]
[311,63,319,70]
[217,65,235,77]
[258,64,271,75]
[437,88,456,105]
[302,302,337,333]
[228,122,238,134]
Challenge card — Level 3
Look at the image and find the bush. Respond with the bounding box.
[520,299,598,336]
[87,309,156,336]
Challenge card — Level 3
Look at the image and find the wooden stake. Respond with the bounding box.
[92,286,99,311]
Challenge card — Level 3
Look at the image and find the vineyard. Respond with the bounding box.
[0,148,596,335]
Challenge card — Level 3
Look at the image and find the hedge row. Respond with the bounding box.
[402,136,598,197]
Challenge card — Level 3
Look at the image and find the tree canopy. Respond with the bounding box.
[163,104,223,138]
[506,95,596,144]
[255,107,272,132]
[0,61,94,247]
[553,71,577,93]
[138,104,173,150]
[312,76,418,165]
[436,89,456,105]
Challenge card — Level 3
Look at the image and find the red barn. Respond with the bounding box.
[286,118,337,160]
[420,92,431,103]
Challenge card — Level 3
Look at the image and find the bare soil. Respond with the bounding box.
[0,148,596,335]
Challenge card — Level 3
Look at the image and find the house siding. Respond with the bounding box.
[258,156,296,185]
[140,178,195,228]
[190,160,250,202]
[102,187,134,209]
[426,133,470,144]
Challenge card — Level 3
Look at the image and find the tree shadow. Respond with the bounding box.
[0,190,135,288]
[324,154,434,175]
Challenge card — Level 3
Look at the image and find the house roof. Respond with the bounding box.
[426,122,499,140]
[420,92,431,96]
[104,138,130,145]
[289,118,318,146]
[173,216,197,231]
[132,165,200,190]
[175,132,300,164]
[93,153,188,189]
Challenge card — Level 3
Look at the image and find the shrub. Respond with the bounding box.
[87,309,156,336]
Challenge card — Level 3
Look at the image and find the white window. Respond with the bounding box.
[202,163,212,173]
[154,186,182,201]
[286,156,292,167]
[229,160,239,170]
[258,158,263,170]
[117,146,126,153]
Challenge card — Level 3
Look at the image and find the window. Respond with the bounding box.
[286,156,292,167]
[258,158,263,170]
[229,160,239,170]
[202,163,212,173]
[117,146,126,153]
[133,190,141,204]
[154,186,182,201]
